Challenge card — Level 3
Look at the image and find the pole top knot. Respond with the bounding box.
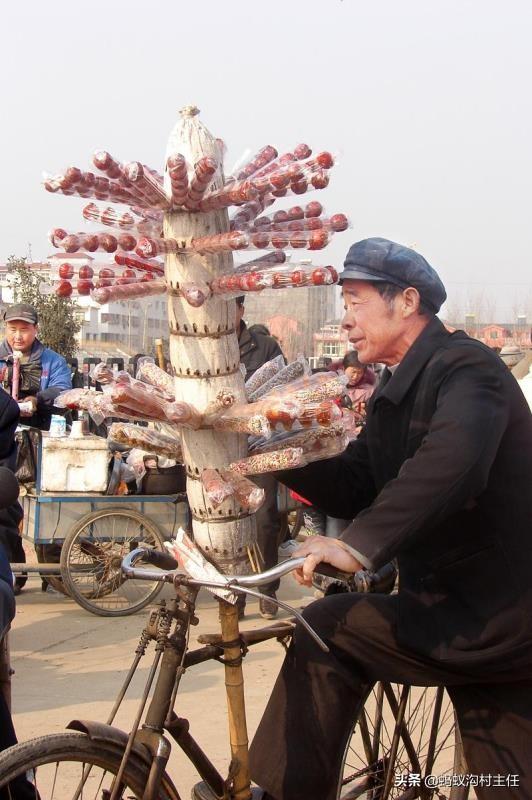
[180,105,200,118]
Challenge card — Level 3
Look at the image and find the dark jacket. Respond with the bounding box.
[279,317,532,669]
[0,339,71,430]
[238,322,284,380]
[0,389,22,564]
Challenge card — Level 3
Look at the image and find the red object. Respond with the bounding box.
[293,143,312,160]
[289,489,312,506]
[329,213,348,232]
[316,151,334,169]
[311,171,329,190]
[101,234,118,253]
[287,205,304,220]
[118,234,137,251]
[99,267,115,279]
[79,265,94,280]
[308,230,329,250]
[58,263,74,279]
[77,279,94,295]
[305,201,323,218]
[82,234,99,252]
[56,280,73,298]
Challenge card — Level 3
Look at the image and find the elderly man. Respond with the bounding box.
[0,304,71,431]
[248,238,532,800]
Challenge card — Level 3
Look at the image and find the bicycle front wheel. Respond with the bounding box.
[0,731,178,799]
[337,684,469,800]
[60,507,166,617]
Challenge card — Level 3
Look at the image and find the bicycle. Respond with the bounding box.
[0,547,469,800]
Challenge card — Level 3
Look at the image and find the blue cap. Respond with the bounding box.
[340,238,447,313]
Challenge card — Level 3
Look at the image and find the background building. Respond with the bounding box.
[242,283,336,361]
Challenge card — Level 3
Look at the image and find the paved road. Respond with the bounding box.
[9,573,313,797]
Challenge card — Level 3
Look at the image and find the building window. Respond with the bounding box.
[322,342,341,357]
[490,330,498,339]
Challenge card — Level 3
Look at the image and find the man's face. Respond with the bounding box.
[5,321,38,354]
[341,280,407,365]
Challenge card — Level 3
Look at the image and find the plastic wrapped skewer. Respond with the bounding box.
[269,371,348,404]
[82,203,136,229]
[123,162,171,210]
[52,230,143,255]
[244,355,285,399]
[44,171,137,205]
[233,145,278,181]
[136,228,333,258]
[211,265,338,297]
[201,469,234,508]
[135,357,174,400]
[229,447,305,476]
[114,253,164,275]
[167,154,189,207]
[248,213,348,234]
[91,279,166,305]
[247,356,310,402]
[108,423,182,460]
[185,157,217,210]
[220,470,265,512]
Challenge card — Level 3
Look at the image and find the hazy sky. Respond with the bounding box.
[1,0,530,321]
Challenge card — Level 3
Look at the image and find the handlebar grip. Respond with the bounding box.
[143,549,179,571]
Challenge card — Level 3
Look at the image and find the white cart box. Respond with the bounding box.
[39,434,110,493]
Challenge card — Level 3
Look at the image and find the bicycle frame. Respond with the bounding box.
[68,559,301,800]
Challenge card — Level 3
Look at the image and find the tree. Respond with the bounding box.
[7,256,80,359]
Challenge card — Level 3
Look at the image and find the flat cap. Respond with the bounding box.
[340,237,447,313]
[4,303,38,324]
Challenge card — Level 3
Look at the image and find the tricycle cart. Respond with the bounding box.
[13,427,189,617]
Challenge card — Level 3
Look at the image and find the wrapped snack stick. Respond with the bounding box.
[201,469,234,508]
[184,157,217,210]
[165,401,204,429]
[234,145,278,181]
[91,279,166,305]
[167,153,189,207]
[135,357,175,400]
[54,388,130,425]
[228,447,306,476]
[108,422,182,460]
[250,422,345,454]
[213,411,271,438]
[114,253,164,275]
[220,470,265,512]
[244,354,284,398]
[198,179,259,212]
[273,371,347,404]
[248,357,310,402]
[123,162,171,210]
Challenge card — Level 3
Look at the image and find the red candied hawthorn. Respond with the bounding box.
[311,171,329,190]
[290,232,307,249]
[329,214,348,232]
[56,280,73,298]
[316,152,334,169]
[291,180,308,195]
[311,267,330,285]
[308,230,329,250]
[77,279,94,295]
[305,201,323,218]
[287,205,304,220]
[118,234,137,251]
[271,232,289,249]
[58,263,74,279]
[273,210,289,224]
[62,235,81,254]
[82,234,99,253]
[79,265,94,280]
[252,231,270,249]
[101,234,118,253]
[291,269,307,286]
[294,143,312,160]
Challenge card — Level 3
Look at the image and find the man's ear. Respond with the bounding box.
[401,287,421,318]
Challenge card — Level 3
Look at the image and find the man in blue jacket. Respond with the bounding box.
[0,304,71,431]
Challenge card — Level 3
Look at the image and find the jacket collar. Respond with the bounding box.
[375,317,450,406]
[238,322,257,358]
[0,338,45,362]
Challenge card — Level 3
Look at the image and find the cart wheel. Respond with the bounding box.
[34,544,70,596]
[278,506,304,542]
[60,507,166,617]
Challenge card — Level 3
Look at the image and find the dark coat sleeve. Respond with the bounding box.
[0,390,20,472]
[277,424,377,517]
[341,348,515,569]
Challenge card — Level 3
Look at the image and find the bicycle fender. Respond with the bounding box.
[67,719,152,763]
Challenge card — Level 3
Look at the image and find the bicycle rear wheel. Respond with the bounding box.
[337,683,469,800]
[0,731,178,799]
[60,508,166,617]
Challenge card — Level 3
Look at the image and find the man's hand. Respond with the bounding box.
[18,396,37,417]
[291,535,364,587]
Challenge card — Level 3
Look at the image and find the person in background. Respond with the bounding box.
[236,297,285,619]
[0,304,71,431]
[0,304,72,594]
[342,350,376,417]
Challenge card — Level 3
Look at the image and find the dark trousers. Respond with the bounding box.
[252,473,282,594]
[249,593,532,800]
